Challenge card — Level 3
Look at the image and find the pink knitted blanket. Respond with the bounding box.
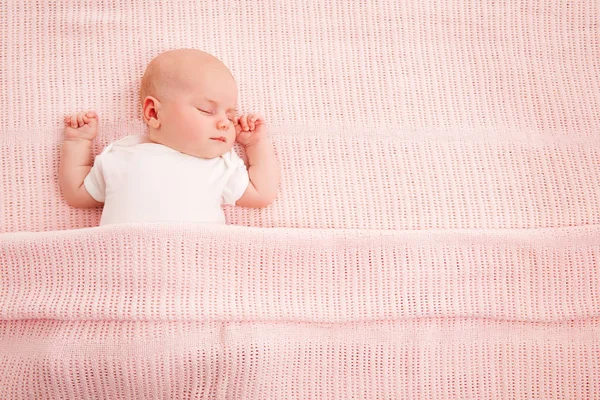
[2,223,599,398]
[1,1,599,398]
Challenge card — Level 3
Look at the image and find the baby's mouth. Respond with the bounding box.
[210,137,226,143]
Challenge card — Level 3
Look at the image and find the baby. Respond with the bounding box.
[59,49,280,225]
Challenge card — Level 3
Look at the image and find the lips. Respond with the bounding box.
[210,137,226,143]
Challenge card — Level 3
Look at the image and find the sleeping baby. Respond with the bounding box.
[59,48,280,225]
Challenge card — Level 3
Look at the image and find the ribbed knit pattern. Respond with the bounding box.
[1,0,599,398]
[1,223,600,398]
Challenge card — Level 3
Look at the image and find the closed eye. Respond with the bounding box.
[197,108,212,115]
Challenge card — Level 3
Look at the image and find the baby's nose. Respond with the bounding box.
[217,119,230,130]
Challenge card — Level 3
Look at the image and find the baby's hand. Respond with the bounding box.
[235,113,266,147]
[63,111,98,141]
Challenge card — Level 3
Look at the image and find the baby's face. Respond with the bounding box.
[149,64,238,159]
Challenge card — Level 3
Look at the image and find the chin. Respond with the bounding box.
[192,147,231,159]
[216,147,232,157]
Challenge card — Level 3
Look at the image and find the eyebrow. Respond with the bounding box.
[204,98,237,113]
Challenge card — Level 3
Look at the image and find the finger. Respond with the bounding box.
[253,114,264,129]
[252,114,263,124]
[70,115,77,128]
[241,115,249,131]
[249,115,256,130]
[85,111,98,125]
[77,113,84,127]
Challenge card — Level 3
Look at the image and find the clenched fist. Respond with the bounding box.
[235,113,266,147]
[64,111,98,141]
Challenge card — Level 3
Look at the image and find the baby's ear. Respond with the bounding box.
[142,96,161,129]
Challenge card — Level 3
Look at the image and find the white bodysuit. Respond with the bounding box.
[83,135,249,226]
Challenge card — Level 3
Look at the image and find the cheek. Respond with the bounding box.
[177,109,202,129]
[187,113,213,139]
[163,105,186,126]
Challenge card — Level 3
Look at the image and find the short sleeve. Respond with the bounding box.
[221,150,250,205]
[83,152,107,203]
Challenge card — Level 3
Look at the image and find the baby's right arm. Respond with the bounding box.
[58,111,104,208]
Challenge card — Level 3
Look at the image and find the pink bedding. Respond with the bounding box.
[1,1,599,398]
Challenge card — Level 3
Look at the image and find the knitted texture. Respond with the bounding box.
[1,223,599,398]
[1,0,600,398]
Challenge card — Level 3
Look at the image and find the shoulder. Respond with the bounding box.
[103,135,151,152]
[98,135,170,162]
[96,135,150,156]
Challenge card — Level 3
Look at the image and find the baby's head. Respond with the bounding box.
[140,49,238,159]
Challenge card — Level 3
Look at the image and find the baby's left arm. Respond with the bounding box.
[234,113,280,208]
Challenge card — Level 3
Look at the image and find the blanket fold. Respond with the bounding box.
[2,223,599,323]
